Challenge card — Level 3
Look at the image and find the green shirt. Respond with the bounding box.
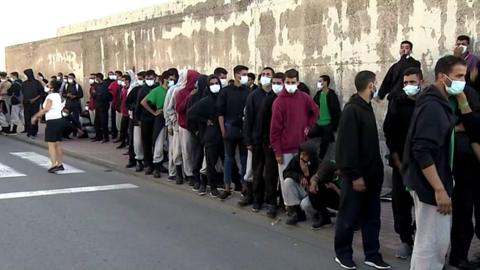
[317,91,331,126]
[146,85,168,109]
[448,97,457,170]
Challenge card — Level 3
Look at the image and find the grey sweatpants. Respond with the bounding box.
[283,177,308,206]
[179,126,197,177]
[133,126,144,160]
[277,153,295,202]
[153,128,166,164]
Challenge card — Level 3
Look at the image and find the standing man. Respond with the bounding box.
[217,65,250,200]
[383,67,423,259]
[310,75,341,160]
[21,69,43,138]
[109,71,122,140]
[7,72,23,134]
[63,73,84,136]
[242,67,275,210]
[335,71,390,269]
[126,71,145,171]
[214,67,228,88]
[403,56,464,269]
[377,41,421,101]
[0,72,12,134]
[94,73,112,143]
[454,35,479,91]
[270,69,319,219]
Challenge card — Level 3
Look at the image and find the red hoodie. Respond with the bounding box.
[108,80,121,111]
[270,90,319,157]
[175,70,201,129]
[120,86,129,117]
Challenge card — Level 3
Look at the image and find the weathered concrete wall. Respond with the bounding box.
[6,0,480,113]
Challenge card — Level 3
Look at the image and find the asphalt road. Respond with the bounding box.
[0,136,408,270]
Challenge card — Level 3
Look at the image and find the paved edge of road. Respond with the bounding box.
[5,134,402,264]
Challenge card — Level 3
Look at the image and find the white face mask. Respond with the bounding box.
[118,81,125,87]
[109,75,117,80]
[240,75,249,85]
[138,80,145,86]
[458,45,467,55]
[210,84,221,94]
[317,82,324,89]
[56,76,61,81]
[403,84,420,96]
[62,111,69,118]
[260,76,272,86]
[145,79,155,87]
[67,78,74,84]
[167,80,175,88]
[285,84,298,94]
[445,77,466,96]
[272,84,283,94]
[44,86,51,93]
[88,79,95,85]
[220,78,228,87]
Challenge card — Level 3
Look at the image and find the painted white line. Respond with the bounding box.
[10,152,84,174]
[0,162,26,178]
[0,183,138,200]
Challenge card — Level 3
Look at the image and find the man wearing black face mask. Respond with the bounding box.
[377,41,421,102]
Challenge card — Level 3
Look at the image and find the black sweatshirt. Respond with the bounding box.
[135,84,158,123]
[187,92,222,147]
[63,82,84,110]
[243,87,274,145]
[378,55,421,100]
[216,84,249,131]
[403,85,457,205]
[94,80,113,106]
[21,69,43,102]
[259,93,277,145]
[383,92,416,161]
[335,94,384,185]
[454,86,480,154]
[312,89,342,130]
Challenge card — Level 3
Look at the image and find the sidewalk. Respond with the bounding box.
[7,126,477,268]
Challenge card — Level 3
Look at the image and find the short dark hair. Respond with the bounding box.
[10,72,19,78]
[96,73,104,80]
[434,55,467,79]
[137,71,146,78]
[115,70,123,76]
[122,75,131,83]
[247,72,256,81]
[89,73,96,77]
[68,73,76,78]
[285,69,299,80]
[263,67,275,74]
[457,35,471,45]
[214,67,228,76]
[57,72,63,76]
[145,69,157,77]
[161,71,170,82]
[320,75,331,86]
[401,40,413,50]
[403,67,423,81]
[233,65,248,75]
[354,70,376,91]
[272,72,285,82]
[167,68,179,79]
[0,72,7,77]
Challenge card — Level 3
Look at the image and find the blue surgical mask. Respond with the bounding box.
[403,84,420,96]
[445,77,466,96]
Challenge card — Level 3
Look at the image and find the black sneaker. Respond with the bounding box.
[198,186,207,196]
[47,167,57,173]
[335,257,357,270]
[218,191,231,200]
[192,182,200,191]
[252,203,262,212]
[266,205,277,219]
[153,169,161,178]
[167,176,176,182]
[145,166,154,175]
[55,164,65,172]
[210,188,220,197]
[135,163,144,172]
[311,217,332,230]
[364,258,391,269]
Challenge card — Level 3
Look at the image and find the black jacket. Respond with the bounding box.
[188,92,222,147]
[135,84,158,123]
[63,82,84,110]
[336,94,384,186]
[454,86,480,155]
[283,141,320,183]
[187,75,208,135]
[378,55,421,100]
[94,80,113,106]
[216,84,249,133]
[21,69,43,102]
[383,92,416,161]
[312,89,342,130]
[403,85,457,205]
[243,87,274,145]
[259,93,277,145]
[7,79,23,105]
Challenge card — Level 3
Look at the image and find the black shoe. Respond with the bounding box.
[116,143,126,149]
[126,162,136,168]
[210,188,220,197]
[449,259,478,270]
[145,166,154,175]
[101,139,110,143]
[218,191,231,200]
[153,169,161,178]
[55,164,65,172]
[364,258,391,269]
[311,216,332,230]
[285,206,306,225]
[168,175,176,181]
[252,203,262,212]
[91,138,102,142]
[266,205,277,219]
[158,165,168,173]
[335,257,357,270]
[238,182,253,207]
[192,182,200,191]
[113,139,122,143]
[47,167,57,173]
[135,162,144,172]
[198,185,207,196]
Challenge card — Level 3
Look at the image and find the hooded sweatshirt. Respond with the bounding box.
[283,141,320,183]
[21,69,43,102]
[270,90,319,157]
[187,74,208,134]
[243,87,275,145]
[259,93,278,145]
[175,70,201,129]
[336,94,384,185]
[165,70,188,128]
[403,85,456,205]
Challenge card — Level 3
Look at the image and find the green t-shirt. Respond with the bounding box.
[448,97,457,170]
[317,91,331,126]
[146,86,168,109]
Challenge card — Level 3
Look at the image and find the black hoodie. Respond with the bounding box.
[63,81,84,111]
[378,55,421,100]
[187,75,208,135]
[403,85,456,205]
[243,87,275,145]
[283,141,319,183]
[187,89,222,147]
[21,69,43,102]
[259,93,277,145]
[336,94,384,186]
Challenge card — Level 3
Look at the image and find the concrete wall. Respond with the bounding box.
[6,0,480,112]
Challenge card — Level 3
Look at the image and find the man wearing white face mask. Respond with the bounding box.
[108,71,123,140]
[454,35,480,92]
[241,67,275,210]
[214,67,228,88]
[383,67,423,260]
[62,73,83,136]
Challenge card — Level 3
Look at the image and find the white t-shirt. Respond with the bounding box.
[44,93,64,121]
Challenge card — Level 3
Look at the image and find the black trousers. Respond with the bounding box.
[95,104,109,140]
[334,176,382,261]
[140,120,154,167]
[24,102,39,136]
[128,119,136,163]
[450,153,480,262]
[252,143,266,205]
[309,183,340,215]
[119,116,129,144]
[263,142,279,206]
[110,107,118,138]
[70,105,82,131]
[205,143,224,189]
[308,124,335,160]
[391,167,414,246]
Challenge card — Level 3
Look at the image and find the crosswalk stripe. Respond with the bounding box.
[0,183,138,200]
[0,162,26,179]
[10,152,84,174]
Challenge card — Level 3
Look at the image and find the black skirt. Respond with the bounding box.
[45,118,66,142]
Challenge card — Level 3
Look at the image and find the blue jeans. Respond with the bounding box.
[223,138,247,187]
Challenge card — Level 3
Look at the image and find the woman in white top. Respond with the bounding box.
[31,81,66,173]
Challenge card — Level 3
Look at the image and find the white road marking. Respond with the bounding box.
[10,152,84,174]
[0,184,138,200]
[0,162,26,178]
